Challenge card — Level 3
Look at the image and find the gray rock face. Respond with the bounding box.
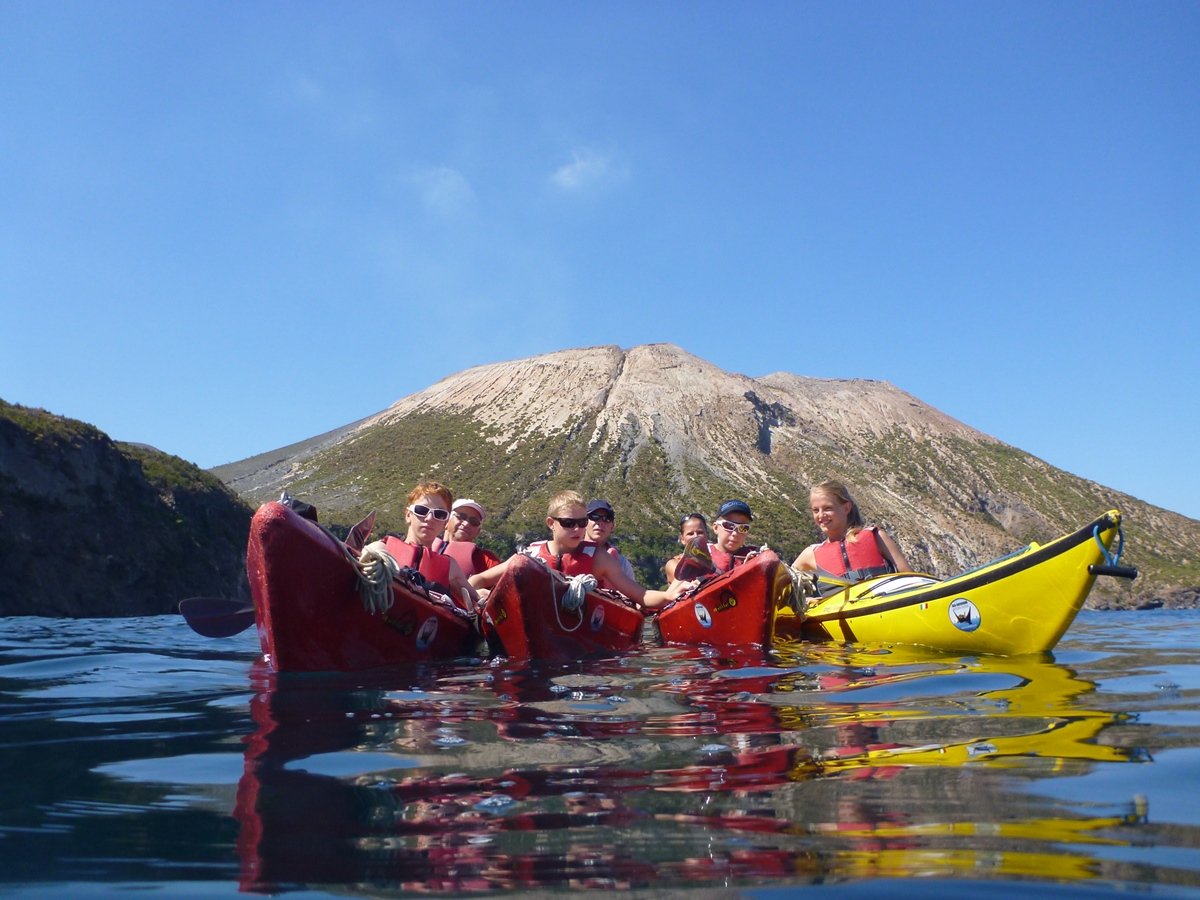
[1,401,251,617]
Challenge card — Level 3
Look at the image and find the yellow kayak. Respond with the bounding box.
[776,510,1136,655]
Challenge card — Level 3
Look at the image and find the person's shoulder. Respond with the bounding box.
[590,547,618,569]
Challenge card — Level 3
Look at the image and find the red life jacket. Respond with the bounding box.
[527,540,598,577]
[812,527,895,582]
[433,538,501,578]
[382,535,455,592]
[709,543,753,574]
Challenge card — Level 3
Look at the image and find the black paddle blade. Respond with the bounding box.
[178,597,257,638]
[674,536,716,581]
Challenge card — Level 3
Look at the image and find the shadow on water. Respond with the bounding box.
[232,641,1181,894]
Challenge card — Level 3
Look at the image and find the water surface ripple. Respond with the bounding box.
[2,610,1199,897]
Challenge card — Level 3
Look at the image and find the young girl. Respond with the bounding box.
[663,512,710,582]
[792,481,910,582]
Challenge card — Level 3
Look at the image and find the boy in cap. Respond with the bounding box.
[709,499,756,572]
[672,499,758,580]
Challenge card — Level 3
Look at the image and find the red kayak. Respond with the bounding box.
[480,552,646,660]
[655,549,795,649]
[246,501,478,672]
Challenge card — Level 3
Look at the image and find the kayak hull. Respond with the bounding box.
[246,501,477,672]
[480,553,645,660]
[656,550,795,649]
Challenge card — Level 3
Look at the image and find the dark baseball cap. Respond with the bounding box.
[717,499,753,520]
[586,499,614,515]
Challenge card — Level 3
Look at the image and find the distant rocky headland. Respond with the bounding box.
[1,399,251,617]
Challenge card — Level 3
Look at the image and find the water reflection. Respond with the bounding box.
[233,645,1165,893]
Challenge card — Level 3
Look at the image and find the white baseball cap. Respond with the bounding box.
[452,498,484,520]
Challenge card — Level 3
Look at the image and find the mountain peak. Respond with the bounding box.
[213,344,1199,609]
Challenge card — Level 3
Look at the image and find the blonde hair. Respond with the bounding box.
[547,490,585,517]
[811,479,865,535]
[407,481,453,509]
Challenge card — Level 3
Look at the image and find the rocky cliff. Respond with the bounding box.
[215,343,1199,609]
[1,400,252,616]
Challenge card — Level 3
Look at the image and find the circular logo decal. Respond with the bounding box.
[590,605,606,631]
[948,598,981,633]
[694,603,713,629]
[416,616,439,649]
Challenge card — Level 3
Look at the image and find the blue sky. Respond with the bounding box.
[2,2,1197,520]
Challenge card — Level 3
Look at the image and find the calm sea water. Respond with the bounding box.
[2,610,1199,898]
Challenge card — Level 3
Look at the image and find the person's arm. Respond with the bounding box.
[663,555,681,582]
[877,529,911,572]
[641,579,692,610]
[446,558,480,611]
[791,545,817,571]
[468,557,510,592]
[594,553,692,609]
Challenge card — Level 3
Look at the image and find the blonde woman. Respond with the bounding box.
[792,481,910,582]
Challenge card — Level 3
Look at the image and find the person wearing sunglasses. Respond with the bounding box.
[791,480,910,582]
[382,481,479,611]
[706,499,759,574]
[431,498,503,578]
[584,499,636,587]
[470,490,692,609]
[663,512,710,582]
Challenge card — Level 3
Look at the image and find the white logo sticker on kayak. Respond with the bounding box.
[590,605,605,631]
[948,598,981,632]
[416,616,439,649]
[694,603,713,629]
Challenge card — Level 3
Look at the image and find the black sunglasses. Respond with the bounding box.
[409,504,450,521]
[552,516,590,529]
[588,512,614,523]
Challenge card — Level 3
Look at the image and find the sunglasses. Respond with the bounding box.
[714,519,751,535]
[409,504,450,521]
[454,511,482,527]
[588,512,614,523]
[552,516,590,530]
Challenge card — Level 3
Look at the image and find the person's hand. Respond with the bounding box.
[666,579,698,601]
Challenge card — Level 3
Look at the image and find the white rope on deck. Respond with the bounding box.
[349,539,401,614]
